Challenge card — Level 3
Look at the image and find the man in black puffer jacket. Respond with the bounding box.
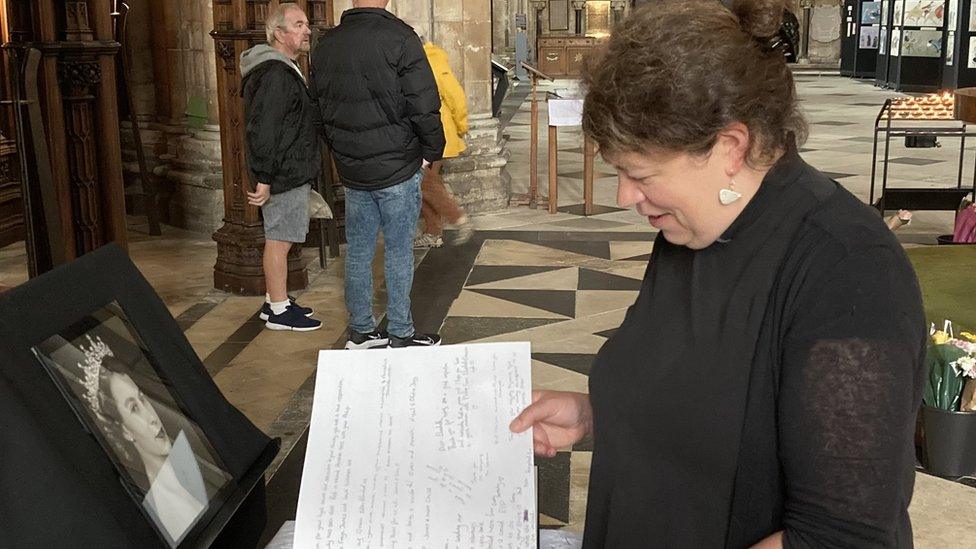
[311,0,446,350]
[240,2,322,333]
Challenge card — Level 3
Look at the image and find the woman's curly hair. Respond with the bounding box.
[582,0,806,165]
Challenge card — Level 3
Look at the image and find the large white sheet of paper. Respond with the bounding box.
[294,343,536,549]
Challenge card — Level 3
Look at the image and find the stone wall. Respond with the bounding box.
[805,1,843,64]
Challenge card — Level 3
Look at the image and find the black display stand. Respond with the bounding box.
[942,0,976,88]
[876,0,948,91]
[870,98,976,212]
[842,0,882,78]
[0,244,279,548]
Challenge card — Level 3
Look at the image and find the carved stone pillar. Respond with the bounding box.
[210,0,331,295]
[393,0,510,216]
[572,1,586,35]
[530,0,546,63]
[610,0,626,27]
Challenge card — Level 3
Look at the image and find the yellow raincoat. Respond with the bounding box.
[424,42,468,158]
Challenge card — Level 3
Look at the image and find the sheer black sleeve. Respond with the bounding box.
[779,244,926,548]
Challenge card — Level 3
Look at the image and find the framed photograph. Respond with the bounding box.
[862,1,882,24]
[0,244,277,548]
[947,32,955,64]
[949,0,959,29]
[969,39,976,67]
[900,28,943,56]
[548,0,570,31]
[881,25,889,53]
[32,302,233,547]
[902,0,944,26]
[861,25,881,48]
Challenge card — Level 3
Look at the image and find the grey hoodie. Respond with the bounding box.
[240,44,306,84]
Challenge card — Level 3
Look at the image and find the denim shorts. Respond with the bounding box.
[261,184,310,243]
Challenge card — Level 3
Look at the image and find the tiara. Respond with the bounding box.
[79,335,113,414]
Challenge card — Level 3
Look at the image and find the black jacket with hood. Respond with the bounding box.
[241,44,321,195]
[310,8,445,190]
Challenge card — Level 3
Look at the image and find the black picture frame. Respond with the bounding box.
[0,244,278,548]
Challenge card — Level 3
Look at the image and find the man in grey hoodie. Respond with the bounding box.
[240,2,321,332]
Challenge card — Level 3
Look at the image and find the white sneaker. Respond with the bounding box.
[413,233,443,248]
[450,216,474,245]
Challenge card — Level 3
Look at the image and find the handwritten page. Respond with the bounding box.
[294,342,536,549]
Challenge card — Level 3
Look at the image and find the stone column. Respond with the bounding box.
[491,0,518,56]
[118,0,224,233]
[391,0,511,214]
[156,0,224,233]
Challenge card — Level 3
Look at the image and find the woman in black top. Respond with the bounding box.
[510,0,927,547]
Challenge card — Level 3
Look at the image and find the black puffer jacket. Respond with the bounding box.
[310,8,445,190]
[241,45,321,195]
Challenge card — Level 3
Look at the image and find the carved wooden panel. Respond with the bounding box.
[0,141,24,249]
[59,58,104,254]
[3,0,127,271]
[64,1,94,41]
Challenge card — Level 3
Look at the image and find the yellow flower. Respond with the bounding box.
[961,331,976,343]
[932,331,951,345]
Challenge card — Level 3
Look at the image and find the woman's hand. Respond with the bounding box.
[509,390,593,458]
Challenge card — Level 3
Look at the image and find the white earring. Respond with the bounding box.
[719,178,743,206]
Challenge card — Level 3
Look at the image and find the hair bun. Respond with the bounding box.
[731,0,785,38]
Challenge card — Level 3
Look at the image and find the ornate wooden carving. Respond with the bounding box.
[210,0,333,295]
[2,0,128,272]
[0,139,25,248]
[65,1,95,41]
[58,57,104,253]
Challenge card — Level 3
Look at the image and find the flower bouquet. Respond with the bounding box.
[921,321,976,477]
[924,324,976,411]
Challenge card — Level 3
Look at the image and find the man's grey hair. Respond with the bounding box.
[266,2,301,45]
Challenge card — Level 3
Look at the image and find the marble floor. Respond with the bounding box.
[3,72,976,546]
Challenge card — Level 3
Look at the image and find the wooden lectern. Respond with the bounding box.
[510,62,554,210]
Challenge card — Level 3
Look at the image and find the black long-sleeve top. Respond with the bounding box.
[584,146,927,548]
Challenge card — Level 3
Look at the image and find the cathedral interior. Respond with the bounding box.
[2,0,976,546]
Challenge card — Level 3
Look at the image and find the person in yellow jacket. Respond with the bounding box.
[415,41,474,248]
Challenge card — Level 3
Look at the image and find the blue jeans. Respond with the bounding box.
[344,171,422,338]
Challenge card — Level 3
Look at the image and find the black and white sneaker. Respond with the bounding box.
[259,295,313,321]
[265,305,322,332]
[345,330,390,350]
[389,333,442,348]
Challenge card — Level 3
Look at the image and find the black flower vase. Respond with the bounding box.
[922,405,976,477]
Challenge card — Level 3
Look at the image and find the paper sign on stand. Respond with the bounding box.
[294,342,537,548]
[547,98,584,127]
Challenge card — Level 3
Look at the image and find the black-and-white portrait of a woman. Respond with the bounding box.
[31,303,232,547]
